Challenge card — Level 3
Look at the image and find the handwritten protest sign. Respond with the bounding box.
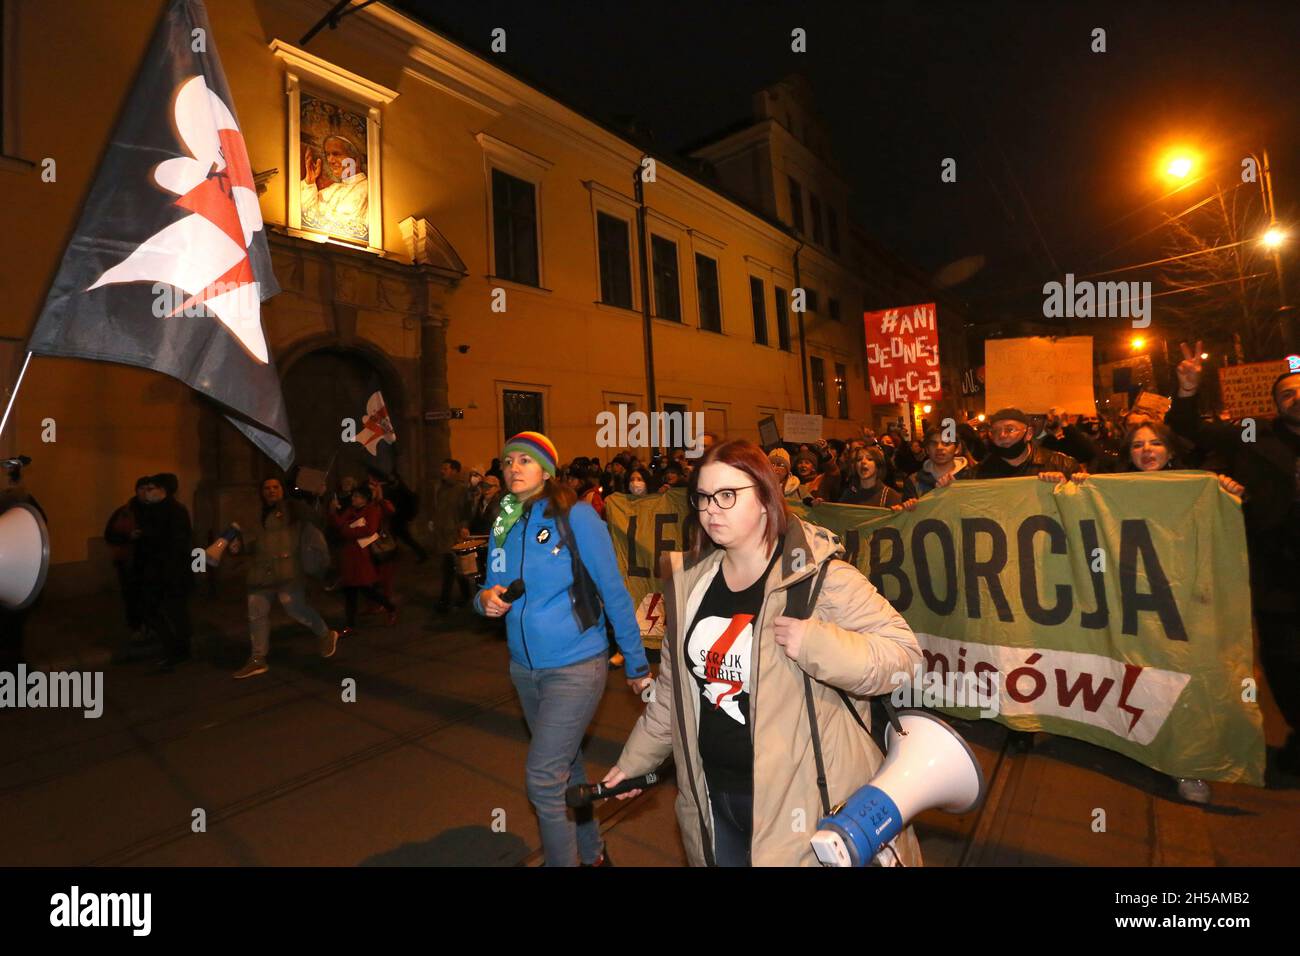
[782,413,823,443]
[864,302,941,405]
[1219,359,1289,419]
[985,336,1095,414]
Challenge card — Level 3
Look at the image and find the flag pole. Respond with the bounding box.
[0,351,34,440]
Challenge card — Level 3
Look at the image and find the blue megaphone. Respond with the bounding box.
[811,709,986,867]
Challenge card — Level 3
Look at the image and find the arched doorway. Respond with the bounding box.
[278,347,407,488]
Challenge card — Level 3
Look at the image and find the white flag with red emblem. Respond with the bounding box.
[26,0,293,468]
[357,389,397,457]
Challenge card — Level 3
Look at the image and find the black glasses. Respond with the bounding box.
[688,485,755,511]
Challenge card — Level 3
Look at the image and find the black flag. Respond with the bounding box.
[26,0,294,468]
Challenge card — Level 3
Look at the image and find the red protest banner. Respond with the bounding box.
[864,302,941,405]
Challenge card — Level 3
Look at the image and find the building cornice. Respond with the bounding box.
[351,2,800,255]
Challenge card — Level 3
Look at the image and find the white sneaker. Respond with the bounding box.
[1175,777,1211,804]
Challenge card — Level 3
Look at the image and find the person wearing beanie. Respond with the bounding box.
[476,430,652,867]
[767,447,801,500]
[972,407,1080,481]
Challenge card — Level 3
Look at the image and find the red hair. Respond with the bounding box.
[686,439,789,560]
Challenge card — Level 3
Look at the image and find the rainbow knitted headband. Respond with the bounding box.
[503,431,558,476]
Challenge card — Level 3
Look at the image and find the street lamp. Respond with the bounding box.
[1262,227,1288,249]
[1131,336,1146,351]
[1166,155,1195,179]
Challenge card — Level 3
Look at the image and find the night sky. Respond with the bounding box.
[390,0,1300,325]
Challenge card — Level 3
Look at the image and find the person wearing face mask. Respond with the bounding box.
[468,473,503,535]
[475,432,652,866]
[625,467,652,497]
[767,448,801,501]
[972,408,1080,480]
[970,411,1079,754]
[601,439,923,866]
[837,445,903,508]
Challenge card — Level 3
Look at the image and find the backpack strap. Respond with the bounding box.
[554,509,604,631]
[787,562,834,816]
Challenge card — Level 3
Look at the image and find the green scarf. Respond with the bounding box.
[491,492,528,549]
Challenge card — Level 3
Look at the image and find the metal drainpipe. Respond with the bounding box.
[793,241,809,413]
[635,162,659,458]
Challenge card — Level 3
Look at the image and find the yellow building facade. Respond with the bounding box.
[1,0,967,595]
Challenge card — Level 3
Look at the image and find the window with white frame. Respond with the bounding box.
[477,132,553,287]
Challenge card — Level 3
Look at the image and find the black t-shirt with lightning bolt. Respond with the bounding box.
[685,545,782,796]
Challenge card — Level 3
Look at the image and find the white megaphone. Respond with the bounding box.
[204,523,242,568]
[811,709,986,867]
[0,502,50,610]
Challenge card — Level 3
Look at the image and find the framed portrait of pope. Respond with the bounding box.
[272,40,397,256]
[298,93,370,244]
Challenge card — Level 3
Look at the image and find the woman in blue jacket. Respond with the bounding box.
[476,431,653,866]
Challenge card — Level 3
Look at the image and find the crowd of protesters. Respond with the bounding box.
[58,346,1299,860]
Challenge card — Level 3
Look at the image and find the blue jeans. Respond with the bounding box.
[510,653,608,866]
[248,585,329,659]
[709,790,753,867]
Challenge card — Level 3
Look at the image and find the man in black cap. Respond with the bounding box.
[973,408,1080,480]
[970,408,1079,754]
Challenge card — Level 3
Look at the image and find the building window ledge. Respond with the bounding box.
[0,155,35,175]
[486,275,552,296]
[594,301,642,318]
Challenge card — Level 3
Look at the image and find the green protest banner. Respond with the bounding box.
[604,489,691,650]
[604,474,1264,784]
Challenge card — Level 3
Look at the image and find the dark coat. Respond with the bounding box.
[104,500,136,565]
[1167,395,1300,612]
[132,497,193,593]
[973,444,1079,479]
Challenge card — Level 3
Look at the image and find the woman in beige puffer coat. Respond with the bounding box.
[604,440,924,866]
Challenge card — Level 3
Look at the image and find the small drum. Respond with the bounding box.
[453,536,490,580]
